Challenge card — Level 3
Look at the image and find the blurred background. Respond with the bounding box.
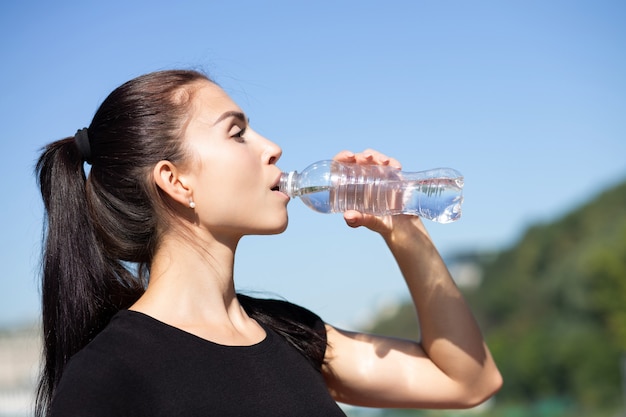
[1,1,625,416]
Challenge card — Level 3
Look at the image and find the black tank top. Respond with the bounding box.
[50,298,347,416]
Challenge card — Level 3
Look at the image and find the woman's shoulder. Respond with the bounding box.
[236,293,328,369]
[237,293,323,329]
[62,311,152,370]
[50,311,153,415]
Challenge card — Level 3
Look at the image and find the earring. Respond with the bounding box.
[189,199,196,209]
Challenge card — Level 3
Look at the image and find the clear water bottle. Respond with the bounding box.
[279,160,464,223]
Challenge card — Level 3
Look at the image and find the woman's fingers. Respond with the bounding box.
[333,149,402,169]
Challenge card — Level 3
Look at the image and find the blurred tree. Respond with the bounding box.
[365,179,626,413]
[586,224,626,351]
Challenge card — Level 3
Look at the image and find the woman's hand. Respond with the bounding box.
[332,149,404,235]
[332,149,430,241]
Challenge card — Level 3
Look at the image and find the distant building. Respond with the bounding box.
[0,323,40,417]
[449,260,483,289]
[445,250,498,289]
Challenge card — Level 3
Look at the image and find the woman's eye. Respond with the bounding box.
[230,126,246,142]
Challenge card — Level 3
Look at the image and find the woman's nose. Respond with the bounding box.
[263,137,282,165]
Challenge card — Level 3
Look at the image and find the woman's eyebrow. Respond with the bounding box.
[213,111,248,126]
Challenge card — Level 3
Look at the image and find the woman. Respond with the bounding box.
[35,69,501,416]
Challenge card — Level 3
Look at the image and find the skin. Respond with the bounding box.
[130,80,502,409]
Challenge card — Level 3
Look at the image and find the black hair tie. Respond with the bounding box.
[74,128,92,164]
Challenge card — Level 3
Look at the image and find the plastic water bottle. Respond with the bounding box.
[279,160,464,223]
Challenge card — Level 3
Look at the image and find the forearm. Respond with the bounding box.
[383,216,498,390]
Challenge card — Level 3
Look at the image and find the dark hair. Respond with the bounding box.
[34,69,325,416]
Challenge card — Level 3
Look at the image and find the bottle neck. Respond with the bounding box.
[279,170,299,197]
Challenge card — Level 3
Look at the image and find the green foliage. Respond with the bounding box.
[475,179,626,407]
[364,179,626,413]
[585,224,626,350]
[364,302,420,341]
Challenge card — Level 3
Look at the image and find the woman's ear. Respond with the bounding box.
[153,160,192,207]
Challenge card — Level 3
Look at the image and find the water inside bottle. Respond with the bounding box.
[330,179,404,214]
[285,162,464,223]
[329,177,463,222]
[298,185,333,213]
[402,178,464,223]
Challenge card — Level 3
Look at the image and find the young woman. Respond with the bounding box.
[35,69,501,416]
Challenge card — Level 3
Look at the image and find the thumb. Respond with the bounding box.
[343,211,390,233]
[343,210,363,228]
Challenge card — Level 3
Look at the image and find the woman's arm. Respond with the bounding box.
[322,150,502,409]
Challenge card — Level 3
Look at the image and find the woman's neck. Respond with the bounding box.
[129,233,265,345]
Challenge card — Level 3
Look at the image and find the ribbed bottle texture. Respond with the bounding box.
[279,160,464,223]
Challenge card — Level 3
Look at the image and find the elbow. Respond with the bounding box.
[458,368,503,409]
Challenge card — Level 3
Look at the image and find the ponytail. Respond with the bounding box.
[34,70,209,416]
[34,137,142,416]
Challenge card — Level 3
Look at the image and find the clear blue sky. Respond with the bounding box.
[1,0,624,328]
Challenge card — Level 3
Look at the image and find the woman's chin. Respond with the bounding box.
[268,218,289,235]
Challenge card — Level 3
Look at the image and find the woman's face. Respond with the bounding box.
[180,81,289,238]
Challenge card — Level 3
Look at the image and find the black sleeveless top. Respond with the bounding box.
[50,297,346,416]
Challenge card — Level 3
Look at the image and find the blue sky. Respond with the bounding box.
[1,0,625,328]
